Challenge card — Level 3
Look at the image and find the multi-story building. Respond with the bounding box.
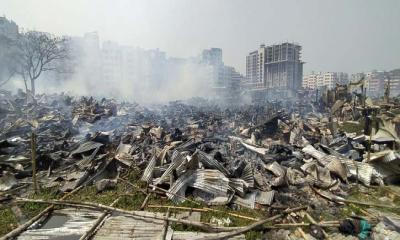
[349,70,400,97]
[302,72,319,90]
[365,71,385,97]
[245,42,304,99]
[201,48,243,101]
[224,66,243,94]
[303,72,349,90]
[202,48,223,66]
[351,70,386,97]
[387,69,400,96]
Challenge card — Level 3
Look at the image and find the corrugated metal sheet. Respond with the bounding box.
[232,191,256,209]
[264,161,286,187]
[70,141,103,157]
[93,212,173,240]
[382,151,398,163]
[255,190,275,206]
[302,144,378,186]
[302,144,326,160]
[167,169,232,204]
[229,178,246,197]
[167,170,195,203]
[154,150,185,186]
[18,208,102,240]
[192,189,233,205]
[367,150,399,163]
[175,138,197,151]
[324,156,347,181]
[302,162,334,188]
[197,151,230,176]
[229,136,268,155]
[141,155,157,183]
[191,170,232,197]
[240,163,254,188]
[346,161,375,186]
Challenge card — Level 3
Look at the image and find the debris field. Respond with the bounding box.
[0,89,399,240]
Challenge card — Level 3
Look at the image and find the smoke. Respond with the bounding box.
[31,38,216,104]
[1,30,237,105]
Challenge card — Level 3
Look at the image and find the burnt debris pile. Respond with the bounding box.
[1,89,400,239]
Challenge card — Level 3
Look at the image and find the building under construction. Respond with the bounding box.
[244,42,304,101]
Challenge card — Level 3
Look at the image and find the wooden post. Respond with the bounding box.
[160,208,171,240]
[31,132,38,193]
[367,110,374,162]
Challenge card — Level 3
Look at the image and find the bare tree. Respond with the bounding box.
[15,31,68,96]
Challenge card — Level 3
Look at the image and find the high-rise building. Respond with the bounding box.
[245,42,303,98]
[201,48,243,100]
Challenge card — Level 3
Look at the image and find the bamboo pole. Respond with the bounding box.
[287,215,309,240]
[148,205,209,212]
[79,197,121,240]
[367,112,374,164]
[305,212,330,239]
[140,193,152,210]
[266,223,339,228]
[147,205,259,221]
[31,132,38,193]
[159,208,171,240]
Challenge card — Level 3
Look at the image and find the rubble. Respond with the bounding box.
[1,89,400,239]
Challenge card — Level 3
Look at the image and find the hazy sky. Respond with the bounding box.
[2,0,399,74]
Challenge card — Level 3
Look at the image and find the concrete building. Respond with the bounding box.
[302,72,319,90]
[351,70,386,97]
[245,42,304,99]
[387,69,400,96]
[303,72,349,90]
[364,69,400,97]
[224,66,243,95]
[365,71,386,97]
[201,48,243,101]
[349,70,400,97]
[202,48,223,66]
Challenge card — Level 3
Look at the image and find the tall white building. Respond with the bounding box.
[303,72,348,90]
